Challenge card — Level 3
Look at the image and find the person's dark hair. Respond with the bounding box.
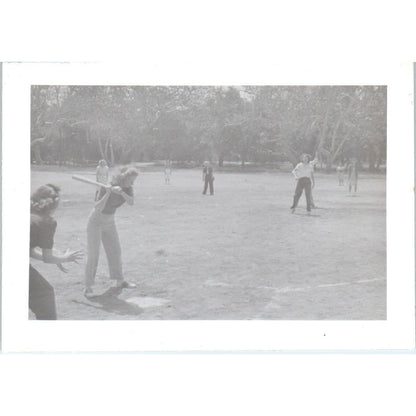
[111,167,139,187]
[301,153,311,162]
[31,183,61,215]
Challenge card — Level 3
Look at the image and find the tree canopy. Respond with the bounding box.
[31,85,386,170]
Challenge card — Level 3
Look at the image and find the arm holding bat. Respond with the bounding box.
[111,186,134,205]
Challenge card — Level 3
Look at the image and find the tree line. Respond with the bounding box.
[31,85,386,171]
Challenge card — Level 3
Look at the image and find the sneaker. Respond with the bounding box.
[291,207,296,214]
[83,287,93,297]
[116,280,137,289]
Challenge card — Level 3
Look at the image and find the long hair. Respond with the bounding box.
[111,167,139,187]
[31,183,61,215]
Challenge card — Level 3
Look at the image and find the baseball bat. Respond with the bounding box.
[72,175,111,188]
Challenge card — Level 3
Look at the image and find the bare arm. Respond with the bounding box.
[292,165,299,180]
[121,190,134,205]
[30,247,83,264]
[311,171,315,187]
[30,247,44,261]
[310,158,318,167]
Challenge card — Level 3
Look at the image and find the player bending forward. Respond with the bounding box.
[30,184,83,319]
[84,167,139,296]
[290,154,315,215]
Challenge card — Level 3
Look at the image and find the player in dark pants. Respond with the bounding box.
[290,154,315,214]
[30,184,83,319]
[347,158,358,194]
[202,161,214,195]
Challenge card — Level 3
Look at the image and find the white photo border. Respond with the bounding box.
[2,62,414,352]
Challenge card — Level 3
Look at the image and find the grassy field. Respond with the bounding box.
[30,167,386,320]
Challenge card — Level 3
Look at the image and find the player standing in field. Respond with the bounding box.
[84,167,139,296]
[164,159,172,184]
[290,154,315,214]
[202,161,214,195]
[30,184,83,319]
[347,158,358,194]
[336,163,346,186]
[95,159,109,201]
[309,156,319,208]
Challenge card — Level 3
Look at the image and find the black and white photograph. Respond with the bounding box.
[29,84,387,321]
[2,4,416,416]
[1,62,414,353]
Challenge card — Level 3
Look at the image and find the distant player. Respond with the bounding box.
[30,184,83,319]
[336,164,345,186]
[84,167,139,297]
[95,159,109,201]
[164,159,172,184]
[202,161,214,195]
[290,154,315,214]
[309,156,319,208]
[347,158,358,194]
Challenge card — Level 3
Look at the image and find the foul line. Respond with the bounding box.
[205,277,386,294]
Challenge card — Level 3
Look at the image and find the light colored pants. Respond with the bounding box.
[85,210,123,287]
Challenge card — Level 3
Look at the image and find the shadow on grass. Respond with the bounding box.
[72,287,143,317]
[293,213,321,217]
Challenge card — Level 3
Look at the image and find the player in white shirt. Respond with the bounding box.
[290,154,315,214]
[95,159,109,201]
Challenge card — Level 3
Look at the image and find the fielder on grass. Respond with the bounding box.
[202,161,214,195]
[95,159,110,200]
[290,154,315,214]
[347,158,359,194]
[164,159,172,184]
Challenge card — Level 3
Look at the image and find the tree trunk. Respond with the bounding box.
[330,138,347,166]
[108,139,115,166]
[97,136,106,160]
[58,125,64,166]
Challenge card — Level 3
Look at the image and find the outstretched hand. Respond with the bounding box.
[64,249,83,263]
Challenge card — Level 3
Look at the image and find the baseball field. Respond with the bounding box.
[30,166,386,320]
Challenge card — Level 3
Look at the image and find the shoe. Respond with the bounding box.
[116,280,137,289]
[83,287,93,297]
[291,208,295,214]
[307,211,311,216]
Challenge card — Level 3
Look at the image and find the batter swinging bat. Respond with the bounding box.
[72,175,111,189]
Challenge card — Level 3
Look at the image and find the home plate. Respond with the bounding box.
[126,297,170,308]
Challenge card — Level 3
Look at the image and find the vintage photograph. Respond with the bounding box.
[29,85,387,320]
